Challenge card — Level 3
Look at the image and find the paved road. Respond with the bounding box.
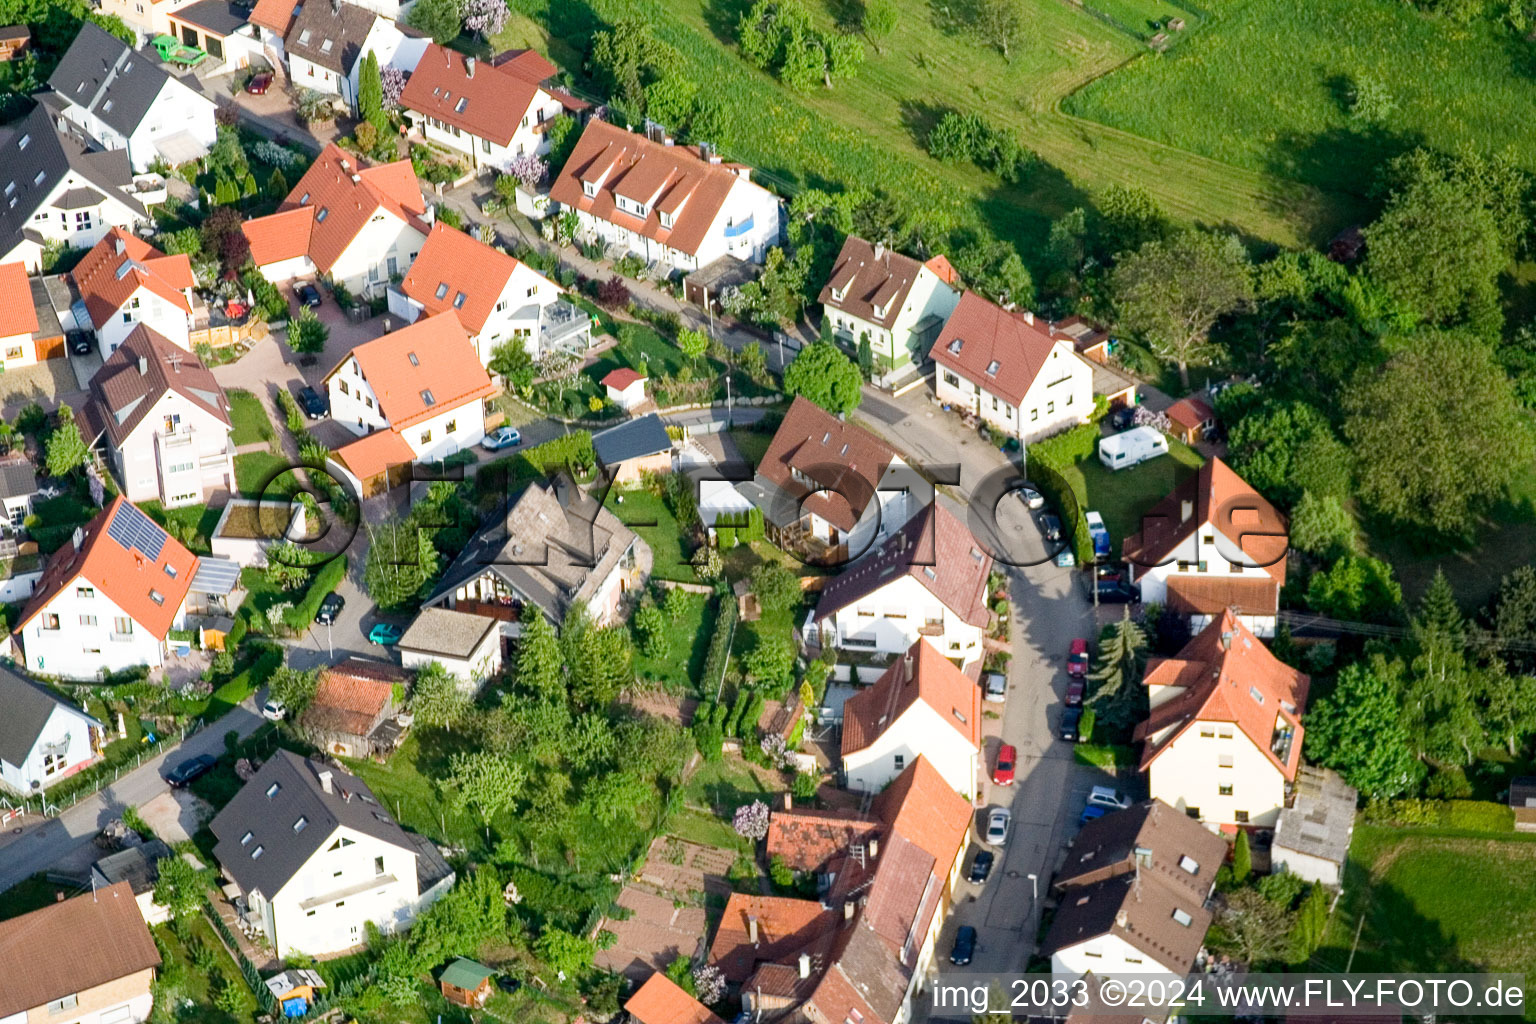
[0,698,267,893]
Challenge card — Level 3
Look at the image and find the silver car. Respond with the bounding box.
[984,673,1007,703]
[985,807,1011,846]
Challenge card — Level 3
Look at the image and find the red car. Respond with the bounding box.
[246,71,274,94]
[993,743,1016,786]
[1065,677,1086,708]
[1068,637,1090,678]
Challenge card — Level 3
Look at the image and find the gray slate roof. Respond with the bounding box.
[0,665,98,767]
[0,104,143,262]
[91,839,173,896]
[1273,765,1357,865]
[285,0,377,75]
[174,0,250,36]
[592,413,671,467]
[209,749,416,897]
[48,23,177,138]
[0,453,37,500]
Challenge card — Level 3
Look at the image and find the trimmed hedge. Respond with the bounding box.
[282,555,347,632]
[713,507,765,548]
[1027,422,1100,565]
[1362,798,1514,833]
[700,588,738,699]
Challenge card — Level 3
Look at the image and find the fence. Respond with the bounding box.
[3,720,202,819]
[204,901,281,1017]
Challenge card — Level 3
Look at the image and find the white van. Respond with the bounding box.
[1098,426,1169,471]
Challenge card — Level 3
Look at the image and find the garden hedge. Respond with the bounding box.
[282,555,347,632]
[1026,423,1099,566]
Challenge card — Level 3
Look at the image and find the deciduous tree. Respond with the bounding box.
[975,0,1021,59]
[1303,655,1423,797]
[784,341,862,414]
[861,0,897,51]
[411,660,471,730]
[364,519,440,611]
[448,750,524,824]
[406,0,460,43]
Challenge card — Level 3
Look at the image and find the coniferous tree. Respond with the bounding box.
[1087,609,1149,731]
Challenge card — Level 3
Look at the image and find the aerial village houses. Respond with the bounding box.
[16,497,200,680]
[70,228,196,354]
[592,413,672,484]
[246,0,410,73]
[818,235,961,381]
[79,326,235,508]
[1135,610,1310,830]
[389,221,588,366]
[397,606,502,691]
[163,1,269,74]
[298,658,409,759]
[399,44,585,171]
[100,0,204,45]
[0,450,39,529]
[0,664,103,793]
[1121,457,1288,637]
[0,104,150,271]
[930,290,1096,443]
[746,395,918,560]
[840,637,981,800]
[549,118,782,273]
[46,22,218,172]
[92,839,175,925]
[0,260,40,370]
[243,143,429,295]
[325,312,496,489]
[0,883,162,1024]
[624,972,724,1024]
[1043,799,1227,975]
[208,751,455,956]
[813,502,993,671]
[277,0,426,112]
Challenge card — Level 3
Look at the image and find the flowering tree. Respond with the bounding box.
[460,0,508,37]
[693,964,726,1004]
[759,733,791,769]
[507,151,549,192]
[380,66,407,109]
[732,799,770,841]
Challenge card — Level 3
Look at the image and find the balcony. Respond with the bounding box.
[723,215,755,239]
[539,301,592,353]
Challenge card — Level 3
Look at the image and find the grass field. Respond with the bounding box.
[225,388,275,447]
[1314,825,1536,1013]
[1067,0,1536,206]
[607,486,700,582]
[141,500,223,555]
[233,451,299,498]
[1059,438,1204,545]
[633,589,718,690]
[503,0,1334,251]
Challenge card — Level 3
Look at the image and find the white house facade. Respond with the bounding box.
[0,667,103,794]
[818,236,961,375]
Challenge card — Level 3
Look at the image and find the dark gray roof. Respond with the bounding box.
[0,665,98,767]
[91,839,172,896]
[208,750,415,897]
[0,104,143,261]
[175,0,250,36]
[592,413,670,466]
[29,276,62,340]
[48,23,175,138]
[285,0,377,75]
[55,186,106,210]
[80,325,229,450]
[0,455,37,500]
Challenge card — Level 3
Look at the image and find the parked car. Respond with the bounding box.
[368,622,403,646]
[968,850,995,884]
[481,426,522,451]
[1065,677,1086,707]
[984,807,1011,846]
[992,743,1016,786]
[261,698,287,721]
[246,71,273,94]
[983,672,1007,704]
[1067,637,1090,677]
[68,330,93,355]
[164,754,217,788]
[295,281,322,308]
[1017,485,1045,510]
[315,591,344,625]
[1085,511,1111,559]
[1087,785,1131,810]
[1038,511,1062,542]
[949,925,977,966]
[1059,706,1083,743]
[297,385,328,418]
[1079,804,1108,826]
[1108,405,1135,431]
[1055,547,1076,568]
[1093,577,1141,604]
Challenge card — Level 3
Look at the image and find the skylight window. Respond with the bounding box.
[16,134,28,150]
[298,29,311,43]
[3,183,12,197]
[300,192,311,204]
[149,589,164,605]
[251,845,264,859]
[240,831,253,845]
[266,782,281,798]
[434,282,448,299]
[122,61,132,73]
[164,563,177,577]
[316,208,329,223]
[452,292,466,309]
[1172,908,1193,927]
[102,100,113,112]
[407,351,419,366]
[420,389,436,405]
[1249,686,1264,704]
[32,170,44,186]
[1178,855,1199,874]
[454,97,467,113]
[948,338,962,354]
[320,39,333,54]
[293,816,308,833]
[985,360,1000,375]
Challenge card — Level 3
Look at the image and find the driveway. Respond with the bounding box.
[0,698,266,894]
[0,360,82,418]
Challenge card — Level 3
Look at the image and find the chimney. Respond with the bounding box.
[902,653,913,683]
[699,141,711,162]
[318,770,333,794]
[747,914,759,945]
[873,241,885,261]
[1115,909,1129,928]
[868,838,878,859]
[843,899,855,921]
[782,792,792,811]
[465,56,475,77]
[797,952,811,979]
[1021,309,1034,325]
[114,237,125,255]
[1180,499,1193,523]
[664,137,674,146]
[72,526,84,551]
[137,356,148,375]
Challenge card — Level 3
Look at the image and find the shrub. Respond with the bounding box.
[791,771,818,800]
[597,275,632,308]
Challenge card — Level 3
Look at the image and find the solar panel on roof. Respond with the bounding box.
[106,501,167,560]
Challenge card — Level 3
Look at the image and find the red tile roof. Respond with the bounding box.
[708,894,840,983]
[816,502,992,629]
[399,44,544,147]
[0,261,37,337]
[329,312,495,429]
[756,395,899,533]
[331,427,416,481]
[398,222,535,335]
[601,367,644,390]
[18,497,198,640]
[1122,458,1288,585]
[842,637,981,756]
[489,47,557,83]
[1135,610,1310,779]
[625,973,724,1024]
[70,228,192,327]
[1165,574,1280,618]
[243,144,426,275]
[548,119,750,258]
[1166,395,1215,432]
[930,290,1074,406]
[871,754,972,872]
[302,657,404,736]
[248,0,299,34]
[766,806,881,874]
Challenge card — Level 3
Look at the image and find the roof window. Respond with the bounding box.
[320,39,333,53]
[1249,686,1264,704]
[407,351,419,365]
[452,292,466,309]
[293,816,308,833]
[948,338,962,354]
[298,29,311,43]
[454,97,467,113]
[316,208,329,223]
[240,831,253,845]
[420,389,436,405]
[266,782,281,798]
[102,100,113,112]
[17,134,28,150]
[1178,855,1199,874]
[434,282,448,299]
[149,589,164,605]
[32,170,44,186]
[300,192,310,204]
[3,182,12,197]
[985,360,1000,375]
[164,563,177,577]
[1172,908,1193,927]
[251,845,264,859]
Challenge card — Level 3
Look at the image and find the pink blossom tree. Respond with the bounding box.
[507,152,549,191]
[380,66,407,109]
[732,799,770,841]
[460,0,508,37]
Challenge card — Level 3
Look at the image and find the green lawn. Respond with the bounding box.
[1067,0,1536,206]
[1058,438,1204,549]
[633,589,718,692]
[233,451,299,498]
[153,916,260,1024]
[225,388,275,447]
[1314,825,1536,1013]
[506,0,1333,256]
[677,756,781,852]
[1083,0,1200,39]
[141,500,224,556]
[606,486,699,582]
[727,428,774,470]
[28,490,98,554]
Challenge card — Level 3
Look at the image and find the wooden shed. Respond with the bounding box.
[438,958,496,1008]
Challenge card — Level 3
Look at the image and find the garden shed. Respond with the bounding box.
[438,958,495,1008]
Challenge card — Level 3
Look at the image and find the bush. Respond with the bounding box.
[700,594,737,697]
[282,555,347,632]
[597,275,632,309]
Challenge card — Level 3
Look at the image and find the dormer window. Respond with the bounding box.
[947,338,962,354]
[872,303,886,318]
[659,211,672,229]
[830,285,845,302]
[582,180,596,198]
